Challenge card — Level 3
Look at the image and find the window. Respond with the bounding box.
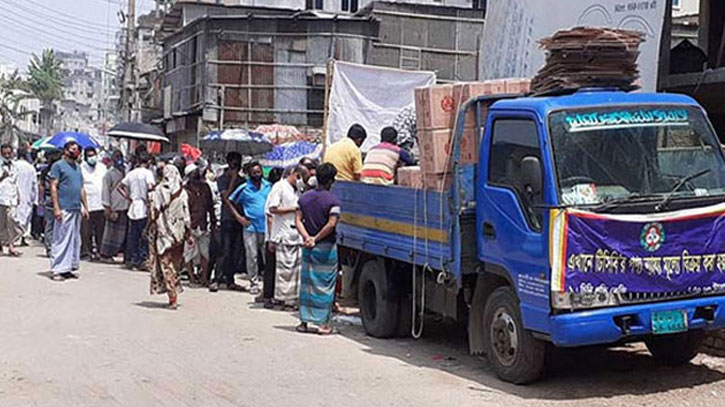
[488,118,542,229]
[672,0,681,8]
[343,0,358,12]
[306,0,323,9]
[472,0,486,11]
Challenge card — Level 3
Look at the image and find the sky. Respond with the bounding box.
[0,0,156,72]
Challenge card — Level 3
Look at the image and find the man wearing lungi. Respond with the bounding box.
[99,150,129,263]
[266,165,310,309]
[0,144,22,256]
[49,141,89,281]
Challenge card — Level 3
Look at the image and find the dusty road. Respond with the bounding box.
[2,243,725,407]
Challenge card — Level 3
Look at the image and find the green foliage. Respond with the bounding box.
[27,48,63,103]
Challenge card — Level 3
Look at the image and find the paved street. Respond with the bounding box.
[1,243,725,407]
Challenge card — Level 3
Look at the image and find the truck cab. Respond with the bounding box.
[474,89,725,381]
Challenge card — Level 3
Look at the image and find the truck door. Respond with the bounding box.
[476,112,551,330]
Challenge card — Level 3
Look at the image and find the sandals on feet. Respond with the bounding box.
[295,323,309,333]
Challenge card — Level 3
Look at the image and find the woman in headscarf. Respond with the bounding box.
[147,165,191,309]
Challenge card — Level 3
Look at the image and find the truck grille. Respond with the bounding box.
[618,291,696,304]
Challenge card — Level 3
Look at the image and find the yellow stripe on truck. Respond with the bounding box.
[340,213,449,243]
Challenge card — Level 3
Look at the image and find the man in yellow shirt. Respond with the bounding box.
[323,124,367,181]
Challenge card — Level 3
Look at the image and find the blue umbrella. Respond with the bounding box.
[200,129,273,156]
[260,141,322,168]
[44,131,100,150]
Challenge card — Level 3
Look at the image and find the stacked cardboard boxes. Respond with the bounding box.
[403,78,531,190]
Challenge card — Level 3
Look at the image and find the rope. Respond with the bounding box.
[411,86,469,338]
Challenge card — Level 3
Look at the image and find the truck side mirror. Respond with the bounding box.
[521,156,542,196]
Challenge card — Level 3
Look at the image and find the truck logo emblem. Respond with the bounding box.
[641,222,665,252]
[441,96,455,112]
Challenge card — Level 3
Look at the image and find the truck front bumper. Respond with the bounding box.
[548,296,725,347]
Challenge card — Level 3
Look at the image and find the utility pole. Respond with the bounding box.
[121,0,136,121]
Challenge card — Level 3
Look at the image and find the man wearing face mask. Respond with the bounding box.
[99,150,129,263]
[228,161,271,295]
[265,164,310,309]
[210,152,245,292]
[80,147,107,261]
[0,144,22,257]
[49,141,90,281]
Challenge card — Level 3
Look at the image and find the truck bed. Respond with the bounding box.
[334,167,478,283]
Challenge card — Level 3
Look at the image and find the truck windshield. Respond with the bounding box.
[548,105,725,206]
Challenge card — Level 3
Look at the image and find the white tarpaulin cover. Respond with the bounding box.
[481,0,667,91]
[326,61,436,152]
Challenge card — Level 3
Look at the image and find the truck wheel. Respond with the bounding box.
[359,259,399,338]
[396,292,413,338]
[645,330,705,366]
[483,287,545,384]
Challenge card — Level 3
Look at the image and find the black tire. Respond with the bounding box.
[645,330,705,366]
[396,292,413,338]
[359,259,399,338]
[483,286,545,384]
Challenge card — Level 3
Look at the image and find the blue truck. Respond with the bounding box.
[333,89,725,384]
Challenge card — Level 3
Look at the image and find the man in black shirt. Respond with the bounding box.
[209,152,245,292]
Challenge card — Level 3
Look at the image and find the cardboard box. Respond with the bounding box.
[505,78,532,94]
[419,127,479,174]
[423,173,452,191]
[415,84,455,129]
[487,79,507,95]
[396,166,423,189]
[452,82,492,127]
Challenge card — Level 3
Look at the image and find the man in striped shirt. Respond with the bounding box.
[360,127,414,185]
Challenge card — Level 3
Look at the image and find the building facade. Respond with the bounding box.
[156,0,485,147]
[55,51,105,135]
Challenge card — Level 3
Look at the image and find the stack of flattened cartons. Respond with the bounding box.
[531,27,645,94]
[402,78,531,190]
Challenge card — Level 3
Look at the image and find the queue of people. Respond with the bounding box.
[1,121,401,333]
[0,137,350,334]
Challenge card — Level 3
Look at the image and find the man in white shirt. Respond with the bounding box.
[119,152,155,270]
[0,144,21,256]
[80,147,107,260]
[266,165,310,308]
[14,148,37,246]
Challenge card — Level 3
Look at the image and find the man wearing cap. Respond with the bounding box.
[184,163,216,286]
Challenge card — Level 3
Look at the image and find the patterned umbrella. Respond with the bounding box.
[260,141,322,168]
[200,129,273,156]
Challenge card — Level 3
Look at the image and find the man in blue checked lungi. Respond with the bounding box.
[49,141,90,281]
[295,163,341,335]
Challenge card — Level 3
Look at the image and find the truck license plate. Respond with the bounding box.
[652,310,687,335]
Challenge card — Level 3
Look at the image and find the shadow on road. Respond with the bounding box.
[331,316,725,400]
[134,301,176,310]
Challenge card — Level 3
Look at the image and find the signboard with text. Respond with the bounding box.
[550,203,725,297]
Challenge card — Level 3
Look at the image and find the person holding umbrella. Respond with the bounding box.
[49,141,90,281]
